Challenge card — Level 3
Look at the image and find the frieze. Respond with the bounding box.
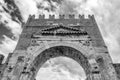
[30,35,91,48]
[30,39,91,48]
[29,35,92,57]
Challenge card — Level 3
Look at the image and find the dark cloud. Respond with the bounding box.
[0,23,14,42]
[3,0,23,23]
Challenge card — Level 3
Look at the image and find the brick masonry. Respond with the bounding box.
[0,14,119,80]
[113,64,120,80]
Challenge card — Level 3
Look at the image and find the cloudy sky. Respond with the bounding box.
[36,57,86,80]
[0,0,120,79]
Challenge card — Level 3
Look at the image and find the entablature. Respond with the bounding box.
[31,25,88,37]
[31,35,90,41]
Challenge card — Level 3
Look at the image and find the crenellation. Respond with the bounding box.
[39,15,45,19]
[29,15,35,20]
[27,14,94,20]
[49,15,55,19]
[88,14,94,20]
[79,14,85,19]
[59,14,65,19]
[69,14,75,19]
[28,15,36,21]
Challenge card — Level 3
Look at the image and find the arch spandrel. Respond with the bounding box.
[27,41,92,59]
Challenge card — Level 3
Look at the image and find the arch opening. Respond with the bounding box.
[29,46,91,80]
[36,57,86,80]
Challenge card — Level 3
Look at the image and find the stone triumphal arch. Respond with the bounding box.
[0,14,119,80]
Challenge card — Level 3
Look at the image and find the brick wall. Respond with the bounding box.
[113,64,120,80]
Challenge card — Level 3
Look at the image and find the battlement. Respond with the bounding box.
[25,14,96,27]
[28,14,94,20]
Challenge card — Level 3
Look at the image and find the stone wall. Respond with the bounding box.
[0,54,4,79]
[0,14,118,80]
[113,64,120,80]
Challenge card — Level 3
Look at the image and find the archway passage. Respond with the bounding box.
[36,57,86,80]
[30,46,91,80]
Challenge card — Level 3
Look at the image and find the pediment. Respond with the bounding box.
[41,25,80,32]
[33,25,88,37]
